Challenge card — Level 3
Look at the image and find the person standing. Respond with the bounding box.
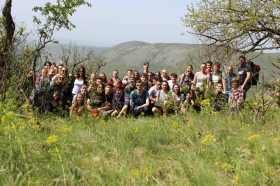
[225,65,237,101]
[238,56,251,100]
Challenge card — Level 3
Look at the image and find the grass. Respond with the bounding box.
[0,100,280,185]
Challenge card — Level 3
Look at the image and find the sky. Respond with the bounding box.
[4,0,198,47]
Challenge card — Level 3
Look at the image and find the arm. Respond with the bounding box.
[241,72,251,89]
[116,105,128,118]
[191,74,197,89]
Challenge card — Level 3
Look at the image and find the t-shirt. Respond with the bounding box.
[225,73,237,92]
[130,90,149,106]
[148,86,158,104]
[156,90,170,102]
[211,71,225,85]
[238,63,252,85]
[167,80,181,90]
[195,72,210,87]
[112,92,129,110]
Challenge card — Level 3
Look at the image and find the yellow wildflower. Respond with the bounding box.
[234,175,239,183]
[61,125,72,133]
[134,127,139,134]
[46,135,58,145]
[6,111,13,117]
[247,134,260,141]
[130,169,140,178]
[171,121,178,129]
[201,135,215,144]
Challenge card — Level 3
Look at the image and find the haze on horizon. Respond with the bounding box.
[5,0,197,47]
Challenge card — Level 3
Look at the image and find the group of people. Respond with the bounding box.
[26,55,254,118]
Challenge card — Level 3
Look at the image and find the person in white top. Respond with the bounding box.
[167,73,181,91]
[72,65,86,97]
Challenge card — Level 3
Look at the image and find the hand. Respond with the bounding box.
[241,85,245,90]
[223,90,226,94]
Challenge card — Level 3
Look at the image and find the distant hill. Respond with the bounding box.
[45,41,280,80]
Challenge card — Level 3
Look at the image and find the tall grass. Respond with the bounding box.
[0,100,280,185]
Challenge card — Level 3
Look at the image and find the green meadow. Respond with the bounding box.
[1,99,280,185]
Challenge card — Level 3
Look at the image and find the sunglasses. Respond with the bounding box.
[136,85,142,87]
[62,70,67,72]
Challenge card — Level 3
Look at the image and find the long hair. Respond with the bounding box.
[76,65,86,79]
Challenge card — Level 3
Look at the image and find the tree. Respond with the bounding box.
[183,0,280,54]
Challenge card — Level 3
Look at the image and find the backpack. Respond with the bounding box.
[247,61,260,86]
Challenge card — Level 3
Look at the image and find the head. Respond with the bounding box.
[28,69,33,77]
[58,64,64,74]
[41,68,49,78]
[147,72,153,80]
[127,69,133,76]
[238,56,246,65]
[206,61,213,71]
[186,92,192,99]
[48,68,55,79]
[52,91,60,101]
[227,66,233,74]
[112,70,118,78]
[61,67,68,77]
[80,85,88,95]
[155,79,162,90]
[90,73,96,81]
[140,73,148,83]
[134,70,139,79]
[96,83,105,92]
[152,78,157,85]
[96,77,102,85]
[194,88,201,96]
[113,79,120,88]
[162,80,170,91]
[115,87,123,97]
[213,62,221,72]
[76,93,84,105]
[162,69,168,77]
[231,77,239,88]
[200,62,207,72]
[51,62,57,68]
[172,84,180,94]
[170,73,178,82]
[128,75,135,85]
[77,65,86,79]
[148,78,153,87]
[104,83,112,94]
[44,61,52,69]
[216,82,223,92]
[143,62,149,71]
[186,65,193,73]
[99,72,107,83]
[155,71,161,79]
[135,80,143,90]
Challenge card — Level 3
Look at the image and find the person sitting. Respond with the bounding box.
[111,87,130,118]
[213,82,226,111]
[152,80,170,118]
[45,91,60,114]
[70,93,86,117]
[130,80,149,117]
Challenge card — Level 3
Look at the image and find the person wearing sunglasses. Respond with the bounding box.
[129,80,149,117]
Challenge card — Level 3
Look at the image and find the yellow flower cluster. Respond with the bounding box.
[201,134,215,144]
[61,125,72,133]
[171,121,178,129]
[247,134,260,141]
[46,135,58,145]
[129,167,152,178]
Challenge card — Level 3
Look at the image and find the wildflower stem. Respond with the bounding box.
[55,145,66,186]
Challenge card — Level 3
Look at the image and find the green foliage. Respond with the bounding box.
[1,98,280,185]
[183,0,280,53]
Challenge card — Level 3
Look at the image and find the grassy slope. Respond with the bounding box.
[1,100,280,185]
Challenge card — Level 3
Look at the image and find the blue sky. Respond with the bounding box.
[8,0,197,47]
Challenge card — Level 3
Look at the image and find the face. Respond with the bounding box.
[213,65,220,72]
[195,90,200,96]
[42,69,48,76]
[129,78,135,84]
[216,84,223,91]
[97,84,103,91]
[116,89,122,96]
[29,70,33,76]
[152,79,157,85]
[113,80,120,87]
[207,63,212,70]
[147,73,152,79]
[127,70,132,76]
[53,93,59,100]
[48,69,55,77]
[186,93,191,99]
[136,83,142,90]
[156,82,162,90]
[141,76,147,82]
[162,70,168,76]
[99,73,105,81]
[134,71,139,77]
[171,76,176,82]
[201,64,206,72]
[105,86,111,94]
[45,63,50,69]
[96,79,102,85]
[54,67,58,74]
[90,74,96,80]
[77,94,83,104]
[173,85,179,93]
[162,82,168,90]
[232,81,238,88]
[79,68,84,76]
[227,67,233,74]
[187,66,193,73]
[239,57,245,65]
[58,76,64,83]
[88,84,93,91]
[80,86,87,94]
[144,64,149,70]
[61,68,67,76]
[113,71,118,77]
[58,66,63,73]
[155,73,160,78]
